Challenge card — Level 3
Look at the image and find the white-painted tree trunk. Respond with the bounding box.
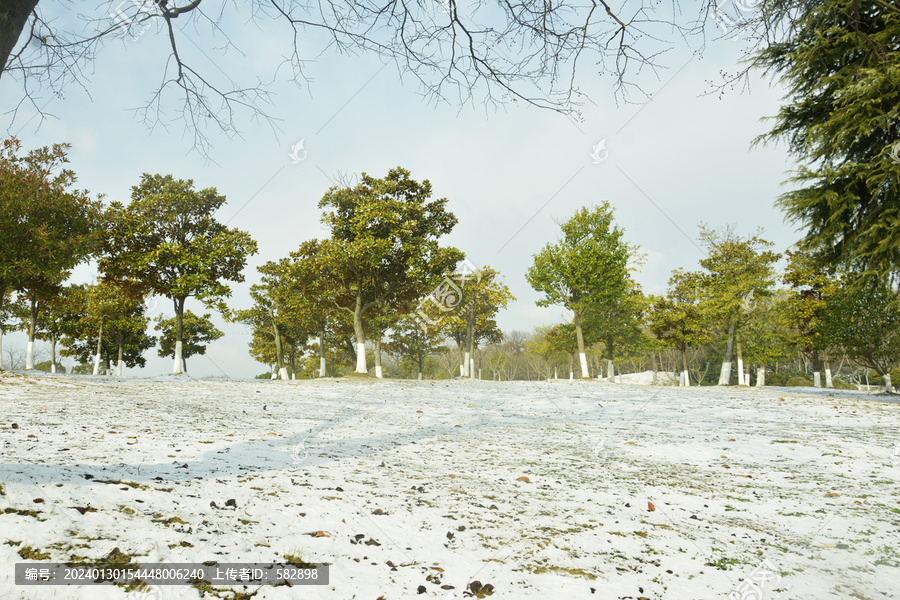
[318,329,327,377]
[279,367,289,380]
[375,365,383,378]
[569,372,573,381]
[825,368,833,388]
[554,368,558,380]
[813,371,821,388]
[682,370,690,387]
[463,351,470,377]
[117,359,124,377]
[579,352,589,379]
[756,366,765,387]
[25,340,34,370]
[93,321,103,376]
[292,373,296,380]
[736,356,745,385]
[460,364,465,377]
[355,342,367,374]
[885,373,893,393]
[607,360,614,383]
[470,358,475,380]
[418,372,422,380]
[718,361,731,386]
[0,329,4,371]
[173,340,183,375]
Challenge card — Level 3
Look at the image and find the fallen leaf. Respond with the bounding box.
[448,474,456,479]
[516,476,530,483]
[722,464,731,468]
[313,531,330,538]
[825,492,840,497]
[416,410,424,413]
[648,501,656,512]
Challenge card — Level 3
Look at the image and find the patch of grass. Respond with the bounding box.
[152,515,187,526]
[283,553,317,568]
[98,479,149,490]
[18,545,51,560]
[531,565,597,580]
[705,556,742,570]
[2,507,42,518]
[0,483,5,496]
[4,540,21,546]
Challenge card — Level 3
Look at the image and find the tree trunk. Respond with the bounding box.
[681,346,689,387]
[50,333,57,373]
[756,366,765,387]
[93,318,104,376]
[573,310,589,378]
[735,332,747,386]
[0,1,39,81]
[25,298,37,370]
[824,353,833,388]
[718,317,736,385]
[318,321,326,377]
[885,372,893,394]
[374,335,383,378]
[0,323,5,371]
[467,307,477,379]
[606,335,615,383]
[270,309,287,380]
[117,335,125,377]
[650,352,658,385]
[173,296,186,374]
[352,294,367,374]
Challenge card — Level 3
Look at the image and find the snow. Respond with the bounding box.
[1,374,898,599]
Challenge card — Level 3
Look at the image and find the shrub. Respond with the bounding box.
[33,361,65,373]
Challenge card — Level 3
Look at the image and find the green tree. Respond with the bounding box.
[526,203,632,379]
[697,225,781,385]
[583,278,646,382]
[0,137,101,369]
[782,247,841,387]
[386,316,448,379]
[648,269,710,386]
[753,1,900,284]
[155,311,224,374]
[104,174,257,374]
[441,264,514,378]
[315,167,462,374]
[60,282,155,374]
[819,281,900,393]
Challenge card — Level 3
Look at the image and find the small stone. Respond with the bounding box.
[11,423,18,429]
[335,486,344,492]
[489,504,498,510]
[446,531,454,540]
[373,508,384,515]
[417,585,427,594]
[457,525,466,531]
[225,499,237,508]
[210,501,217,508]
[33,498,44,504]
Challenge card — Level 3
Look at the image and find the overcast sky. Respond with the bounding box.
[1,2,803,379]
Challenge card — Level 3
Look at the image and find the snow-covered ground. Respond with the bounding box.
[0,374,898,599]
